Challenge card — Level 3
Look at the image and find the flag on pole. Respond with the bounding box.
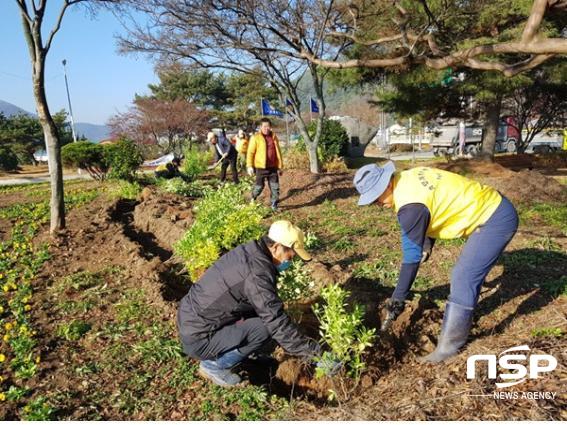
[310,98,319,113]
[261,99,283,117]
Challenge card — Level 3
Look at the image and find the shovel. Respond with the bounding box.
[207,157,225,170]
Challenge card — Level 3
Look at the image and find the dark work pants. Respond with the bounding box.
[252,168,279,206]
[449,196,518,308]
[220,155,239,183]
[182,317,270,361]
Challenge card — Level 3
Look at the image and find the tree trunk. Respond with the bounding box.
[32,58,65,233]
[296,124,321,173]
[480,96,503,161]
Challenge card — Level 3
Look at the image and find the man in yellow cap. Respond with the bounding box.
[177,220,336,386]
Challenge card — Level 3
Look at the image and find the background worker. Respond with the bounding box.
[234,129,249,171]
[154,156,181,179]
[354,162,518,363]
[208,130,239,184]
[177,220,339,387]
[246,118,283,211]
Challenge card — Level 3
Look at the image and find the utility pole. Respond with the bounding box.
[62,59,77,142]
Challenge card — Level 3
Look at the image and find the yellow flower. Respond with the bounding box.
[24,305,31,312]
[4,323,12,331]
[2,335,8,342]
[0,354,5,362]
[35,355,40,364]
[0,393,5,401]
[2,285,8,292]
[0,306,3,313]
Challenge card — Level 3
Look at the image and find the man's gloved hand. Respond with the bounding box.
[380,299,405,331]
[314,352,342,377]
[421,249,431,264]
[247,167,255,176]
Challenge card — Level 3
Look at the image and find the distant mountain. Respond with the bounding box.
[0,99,109,142]
[75,123,110,142]
[0,99,34,117]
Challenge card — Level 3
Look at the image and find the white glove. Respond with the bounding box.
[247,167,255,176]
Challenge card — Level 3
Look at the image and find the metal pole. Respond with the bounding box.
[62,59,77,142]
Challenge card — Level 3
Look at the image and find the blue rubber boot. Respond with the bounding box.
[419,301,474,363]
[199,348,246,387]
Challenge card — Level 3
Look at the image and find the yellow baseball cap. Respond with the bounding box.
[268,220,312,261]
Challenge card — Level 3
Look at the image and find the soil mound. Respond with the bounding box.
[133,188,193,250]
[438,160,567,204]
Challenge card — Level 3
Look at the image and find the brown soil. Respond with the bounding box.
[133,187,193,251]
[438,159,567,204]
[3,156,566,419]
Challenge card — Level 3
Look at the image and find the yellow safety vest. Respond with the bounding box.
[393,167,502,239]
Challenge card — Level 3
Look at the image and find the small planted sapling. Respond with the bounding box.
[312,283,376,384]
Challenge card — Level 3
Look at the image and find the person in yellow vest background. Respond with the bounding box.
[247,118,284,211]
[354,162,519,363]
[234,129,249,171]
[562,129,567,151]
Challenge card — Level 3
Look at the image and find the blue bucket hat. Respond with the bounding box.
[353,161,396,206]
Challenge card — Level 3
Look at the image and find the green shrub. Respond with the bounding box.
[61,141,108,180]
[57,320,91,341]
[313,283,376,381]
[174,183,267,281]
[109,180,142,200]
[0,145,19,171]
[277,259,315,303]
[104,139,143,181]
[182,147,211,181]
[298,118,349,164]
[157,177,208,198]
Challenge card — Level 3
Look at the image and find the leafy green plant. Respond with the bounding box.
[353,259,399,285]
[57,320,92,341]
[109,180,142,200]
[5,385,30,401]
[181,147,211,180]
[157,177,208,198]
[277,259,316,303]
[104,138,143,181]
[303,231,322,250]
[174,182,267,280]
[20,396,57,420]
[313,283,376,381]
[531,327,563,337]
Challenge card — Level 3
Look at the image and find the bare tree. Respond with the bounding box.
[108,97,210,155]
[119,0,347,173]
[14,0,113,233]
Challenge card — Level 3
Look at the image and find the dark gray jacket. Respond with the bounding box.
[177,237,320,358]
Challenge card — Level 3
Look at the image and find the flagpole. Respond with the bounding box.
[284,98,290,147]
[309,98,313,122]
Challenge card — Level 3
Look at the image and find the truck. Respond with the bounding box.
[430,117,562,156]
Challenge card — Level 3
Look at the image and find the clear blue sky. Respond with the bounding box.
[0,2,158,125]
